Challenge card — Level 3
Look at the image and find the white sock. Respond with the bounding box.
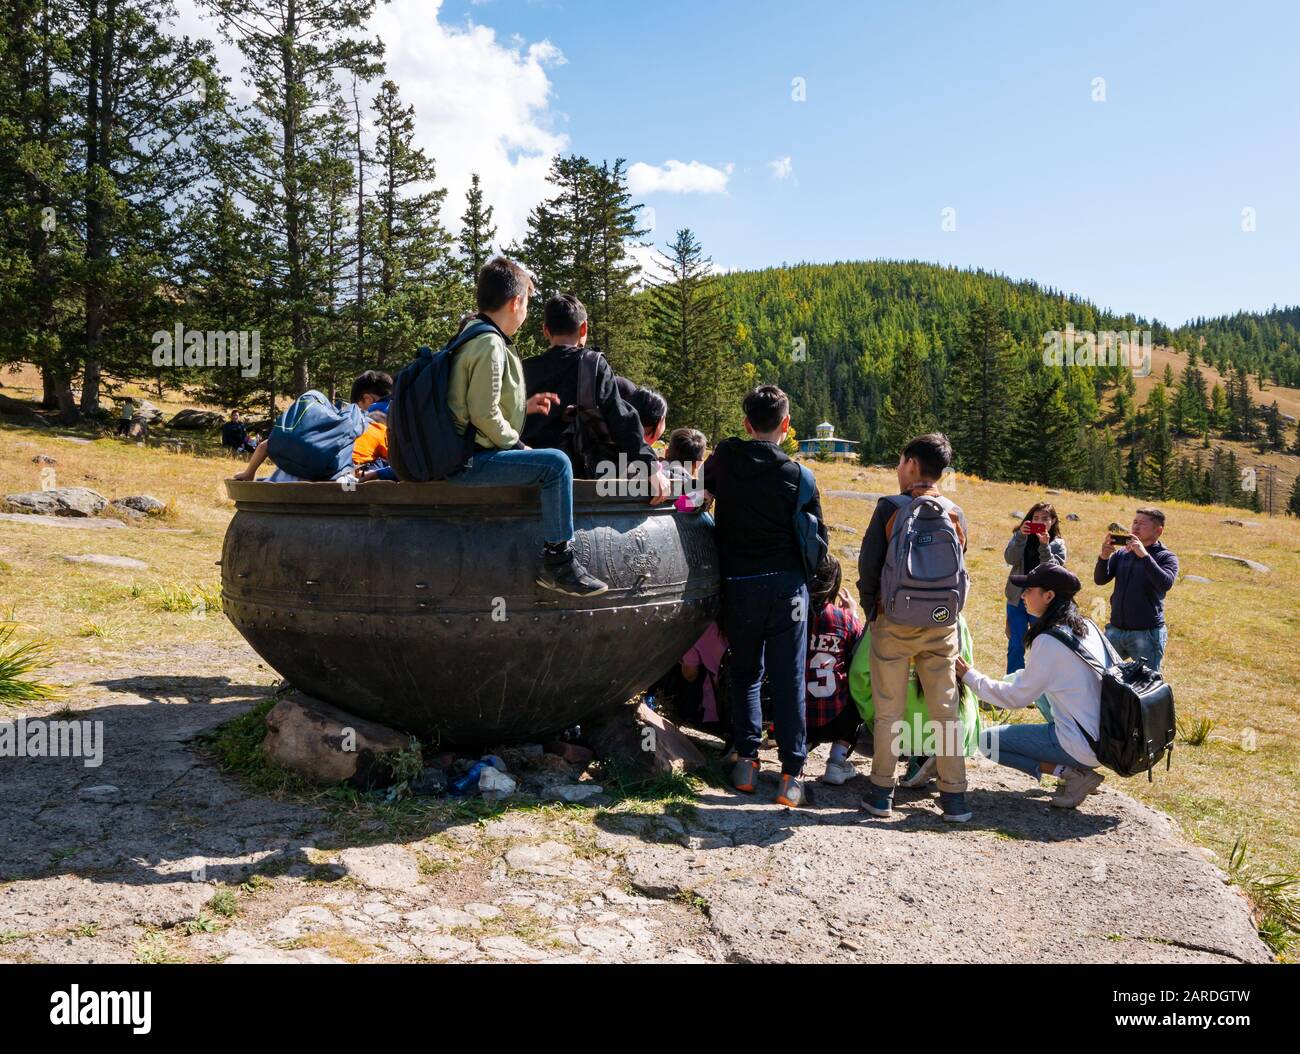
[829,742,850,765]
[1050,764,1067,777]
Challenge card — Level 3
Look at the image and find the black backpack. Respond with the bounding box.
[1047,622,1176,780]
[388,320,495,482]
[561,348,618,478]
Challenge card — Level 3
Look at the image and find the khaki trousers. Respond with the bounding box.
[869,612,967,794]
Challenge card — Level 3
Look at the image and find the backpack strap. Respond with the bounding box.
[447,319,496,353]
[1044,621,1112,676]
[882,492,914,540]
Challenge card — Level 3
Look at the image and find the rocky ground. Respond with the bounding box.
[0,642,1272,964]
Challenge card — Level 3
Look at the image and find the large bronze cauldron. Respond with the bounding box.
[221,480,719,743]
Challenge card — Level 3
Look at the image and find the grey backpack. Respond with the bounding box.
[879,493,968,627]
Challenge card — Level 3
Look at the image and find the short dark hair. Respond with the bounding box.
[350,370,393,404]
[543,293,587,338]
[1134,506,1166,527]
[476,255,533,312]
[665,427,706,463]
[901,432,953,480]
[627,387,667,430]
[743,385,789,433]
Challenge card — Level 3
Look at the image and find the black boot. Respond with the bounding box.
[537,543,609,597]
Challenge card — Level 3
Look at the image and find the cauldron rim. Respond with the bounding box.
[225,478,677,514]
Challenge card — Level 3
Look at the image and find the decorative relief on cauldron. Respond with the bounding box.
[622,528,660,591]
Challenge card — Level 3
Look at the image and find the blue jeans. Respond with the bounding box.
[1007,599,1053,721]
[446,446,573,544]
[1105,624,1168,671]
[722,570,808,776]
[979,721,1089,777]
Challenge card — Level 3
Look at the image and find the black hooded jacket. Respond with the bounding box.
[521,344,656,474]
[702,437,826,578]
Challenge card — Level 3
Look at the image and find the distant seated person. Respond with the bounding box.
[353,402,395,482]
[221,410,249,456]
[233,370,392,482]
[520,294,666,496]
[802,555,865,785]
[662,427,710,514]
[115,397,136,436]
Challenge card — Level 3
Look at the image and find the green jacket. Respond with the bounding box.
[849,614,982,756]
[447,325,527,450]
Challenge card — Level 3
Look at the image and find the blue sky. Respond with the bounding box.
[179,0,1299,326]
[433,0,1299,325]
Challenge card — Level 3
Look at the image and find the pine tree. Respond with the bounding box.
[458,172,497,283]
[200,0,384,395]
[880,331,936,454]
[1139,384,1174,499]
[367,79,461,368]
[645,229,742,443]
[947,300,1020,479]
[1287,475,1300,517]
[1012,369,1081,488]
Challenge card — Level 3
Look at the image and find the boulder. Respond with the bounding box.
[3,487,107,517]
[261,691,412,786]
[112,494,165,516]
[548,783,604,803]
[1220,519,1263,528]
[1066,513,1081,522]
[1011,511,1026,520]
[1182,574,1212,583]
[62,554,148,570]
[583,701,706,776]
[0,511,125,531]
[1208,553,1270,573]
[478,766,517,802]
[132,401,164,425]
[545,741,595,767]
[0,392,50,428]
[31,454,56,465]
[168,407,225,430]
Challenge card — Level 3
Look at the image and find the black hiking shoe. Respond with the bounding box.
[536,546,609,597]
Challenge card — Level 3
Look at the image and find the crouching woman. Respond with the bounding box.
[954,564,1106,810]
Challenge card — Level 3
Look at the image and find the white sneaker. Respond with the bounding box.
[821,759,859,785]
[1050,767,1105,809]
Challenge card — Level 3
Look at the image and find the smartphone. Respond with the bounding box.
[1109,532,1131,546]
[1026,521,1048,537]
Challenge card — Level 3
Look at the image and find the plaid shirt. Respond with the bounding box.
[805,603,864,729]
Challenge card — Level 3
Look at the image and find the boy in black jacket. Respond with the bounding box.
[702,385,827,807]
[522,295,667,499]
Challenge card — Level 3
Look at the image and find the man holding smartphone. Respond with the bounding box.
[1093,507,1178,671]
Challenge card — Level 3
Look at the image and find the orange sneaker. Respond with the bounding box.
[732,756,760,793]
[776,774,806,807]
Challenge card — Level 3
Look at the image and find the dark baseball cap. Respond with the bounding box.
[1009,563,1081,599]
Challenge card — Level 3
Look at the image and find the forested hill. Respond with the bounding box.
[708,260,1299,512]
[1169,306,1300,389]
[712,259,1155,456]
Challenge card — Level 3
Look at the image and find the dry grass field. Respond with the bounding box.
[1,420,1297,889]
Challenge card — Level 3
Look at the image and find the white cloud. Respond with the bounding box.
[767,155,794,181]
[173,0,568,245]
[627,159,733,195]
